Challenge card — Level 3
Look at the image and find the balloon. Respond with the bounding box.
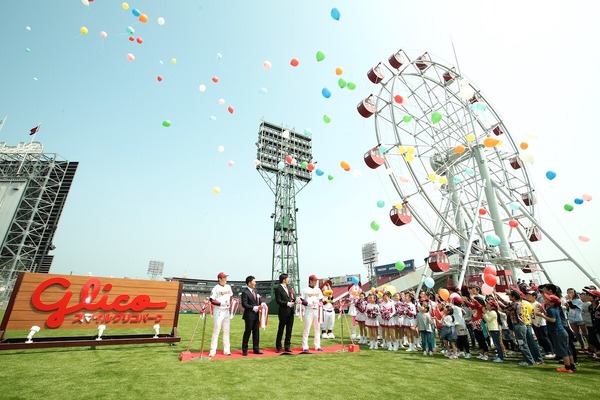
[82,0,89,5]
[545,171,556,180]
[227,106,234,114]
[217,99,225,105]
[428,172,437,182]
[157,17,165,25]
[216,53,223,59]
[394,203,403,210]
[509,202,520,211]
[315,169,324,176]
[394,95,404,104]
[136,37,143,44]
[128,36,134,41]
[338,78,347,88]
[438,288,450,301]
[450,292,460,301]
[378,146,388,154]
[564,204,574,211]
[290,58,299,67]
[424,277,435,288]
[121,2,129,10]
[370,221,380,231]
[578,235,590,242]
[431,112,442,124]
[139,14,148,23]
[351,276,360,285]
[574,198,583,205]
[405,154,414,162]
[327,174,334,181]
[465,133,476,142]
[227,161,234,167]
[126,53,135,62]
[300,161,308,169]
[157,76,163,82]
[321,88,332,98]
[218,145,225,153]
[402,115,412,123]
[307,163,315,171]
[399,176,409,183]
[464,168,474,176]
[316,51,326,62]
[481,283,494,295]
[100,31,107,38]
[171,58,177,64]
[80,26,88,35]
[330,7,341,20]
[199,84,206,92]
[212,76,219,83]
[285,155,293,163]
[454,145,466,154]
[260,87,268,94]
[126,26,135,34]
[340,161,350,171]
[508,219,519,228]
[483,138,500,147]
[277,161,284,170]
[453,176,462,183]
[582,193,593,201]
[335,67,343,75]
[253,159,261,167]
[395,261,405,271]
[26,26,31,31]
[282,130,290,139]
[484,273,497,287]
[212,186,221,194]
[323,115,331,123]
[162,120,171,127]
[132,8,141,17]
[483,266,497,276]
[376,200,385,208]
[520,142,529,150]
[478,208,487,215]
[347,82,356,90]
[25,48,30,53]
[485,234,501,246]
[263,60,272,70]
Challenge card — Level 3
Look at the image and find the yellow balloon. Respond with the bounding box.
[428,172,437,181]
[407,146,415,155]
[439,176,448,185]
[171,58,177,64]
[466,134,476,142]
[122,2,129,10]
[212,186,221,194]
[388,286,397,296]
[394,203,403,210]
[398,146,407,154]
[80,26,88,35]
[405,154,414,163]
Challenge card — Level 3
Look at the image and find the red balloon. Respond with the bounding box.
[307,163,315,171]
[508,219,519,228]
[136,37,143,44]
[483,265,497,276]
[290,58,299,67]
[394,95,404,104]
[484,273,497,287]
[285,155,293,164]
[128,36,134,41]
[212,76,219,83]
[478,208,487,215]
[227,106,234,114]
[157,76,163,82]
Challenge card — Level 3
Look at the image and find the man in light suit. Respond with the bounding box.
[275,273,296,353]
[241,275,263,356]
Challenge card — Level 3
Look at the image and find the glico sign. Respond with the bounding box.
[0,273,182,349]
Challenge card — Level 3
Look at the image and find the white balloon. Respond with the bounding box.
[217,53,223,59]
[217,145,225,153]
[157,17,165,25]
[25,26,31,31]
[259,87,268,94]
[209,115,217,121]
[227,160,235,167]
[199,84,207,93]
[82,0,89,6]
[282,130,290,139]
[263,60,272,70]
[217,98,225,105]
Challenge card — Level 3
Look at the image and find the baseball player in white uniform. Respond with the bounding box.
[208,272,233,357]
[299,274,324,352]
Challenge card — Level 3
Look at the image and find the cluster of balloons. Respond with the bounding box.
[564,193,592,213]
[481,265,497,295]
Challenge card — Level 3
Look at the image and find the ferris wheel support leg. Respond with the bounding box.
[494,184,600,288]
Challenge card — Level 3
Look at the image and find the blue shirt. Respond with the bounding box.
[546,306,565,333]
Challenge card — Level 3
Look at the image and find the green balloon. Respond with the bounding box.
[431,111,443,124]
[403,115,412,123]
[564,204,574,212]
[316,50,326,62]
[327,174,334,181]
[300,161,308,169]
[323,115,331,123]
[162,120,172,127]
[338,78,347,88]
[347,82,356,90]
[395,261,405,271]
[370,221,380,231]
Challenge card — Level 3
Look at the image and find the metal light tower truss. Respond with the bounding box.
[0,142,78,307]
[256,121,312,296]
[362,241,378,287]
[147,260,164,280]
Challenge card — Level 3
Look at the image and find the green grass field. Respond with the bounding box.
[1,314,598,400]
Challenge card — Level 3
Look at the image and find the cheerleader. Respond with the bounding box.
[393,292,404,350]
[379,292,396,351]
[403,292,419,351]
[355,292,368,344]
[365,293,380,349]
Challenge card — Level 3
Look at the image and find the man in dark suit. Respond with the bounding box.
[241,275,263,356]
[275,273,296,353]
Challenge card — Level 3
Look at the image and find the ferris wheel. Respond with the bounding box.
[357,49,599,289]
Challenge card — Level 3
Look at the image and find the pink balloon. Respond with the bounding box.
[582,193,593,202]
[481,283,494,295]
[126,53,135,62]
[100,31,107,38]
[578,235,590,242]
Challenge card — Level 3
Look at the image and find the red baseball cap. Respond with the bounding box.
[309,274,318,281]
[543,293,561,306]
[217,272,229,279]
[582,288,600,298]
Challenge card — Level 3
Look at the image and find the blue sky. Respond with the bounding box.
[1,1,599,291]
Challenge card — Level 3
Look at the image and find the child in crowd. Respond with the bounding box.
[451,296,471,358]
[466,289,489,360]
[498,305,516,354]
[417,304,434,355]
[483,300,504,362]
[566,288,586,350]
[440,305,458,359]
[580,287,599,356]
[536,294,576,373]
[365,293,380,349]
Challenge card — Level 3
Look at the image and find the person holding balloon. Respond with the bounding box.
[464,287,490,360]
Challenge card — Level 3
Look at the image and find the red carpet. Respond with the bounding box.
[180,344,359,362]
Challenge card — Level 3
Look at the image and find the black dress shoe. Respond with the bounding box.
[253,350,264,354]
[242,351,248,356]
[284,348,292,353]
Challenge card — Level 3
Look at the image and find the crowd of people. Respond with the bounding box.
[204,270,600,374]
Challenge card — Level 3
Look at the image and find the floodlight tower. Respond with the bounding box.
[362,241,378,288]
[256,121,313,296]
[147,260,164,280]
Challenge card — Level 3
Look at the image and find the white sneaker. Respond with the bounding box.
[374,342,379,350]
[423,351,428,356]
[428,351,433,355]
[328,333,335,339]
[350,333,357,339]
[368,341,374,349]
[458,352,465,357]
[322,333,327,339]
[464,353,472,359]
[477,354,484,359]
[208,352,216,358]
[393,342,399,351]
[544,354,556,359]
[482,355,489,361]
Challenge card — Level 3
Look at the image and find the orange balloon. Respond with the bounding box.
[483,137,500,148]
[520,142,529,150]
[454,145,466,154]
[335,67,343,76]
[438,288,450,301]
[340,160,350,171]
[139,14,148,23]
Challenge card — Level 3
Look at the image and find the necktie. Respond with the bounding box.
[252,289,257,302]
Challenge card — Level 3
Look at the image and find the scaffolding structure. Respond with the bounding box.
[256,121,312,296]
[0,142,78,307]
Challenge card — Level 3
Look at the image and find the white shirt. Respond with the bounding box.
[210,284,233,309]
[301,285,323,310]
